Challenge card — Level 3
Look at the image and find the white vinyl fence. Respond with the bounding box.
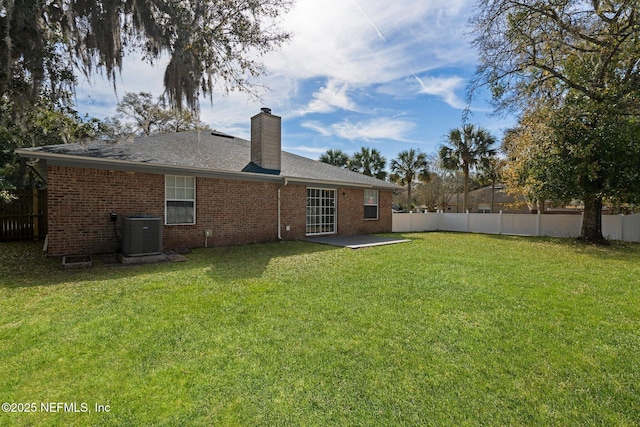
[392,212,640,243]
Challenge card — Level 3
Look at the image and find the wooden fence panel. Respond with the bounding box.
[0,190,47,241]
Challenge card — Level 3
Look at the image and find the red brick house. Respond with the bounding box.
[17,110,397,256]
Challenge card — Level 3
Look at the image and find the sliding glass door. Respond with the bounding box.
[306,188,336,235]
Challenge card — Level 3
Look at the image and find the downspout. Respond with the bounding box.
[277,178,289,240]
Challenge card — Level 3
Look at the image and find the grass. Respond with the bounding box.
[1,233,639,426]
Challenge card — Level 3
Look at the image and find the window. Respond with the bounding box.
[306,188,336,235]
[364,189,379,220]
[165,175,196,225]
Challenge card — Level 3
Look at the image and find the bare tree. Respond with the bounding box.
[108,92,210,137]
[418,155,464,212]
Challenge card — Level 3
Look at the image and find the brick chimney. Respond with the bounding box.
[251,108,281,171]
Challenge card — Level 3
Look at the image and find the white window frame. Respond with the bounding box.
[306,188,337,235]
[364,189,379,220]
[165,175,196,225]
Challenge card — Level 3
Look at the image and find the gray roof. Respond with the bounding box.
[17,130,398,190]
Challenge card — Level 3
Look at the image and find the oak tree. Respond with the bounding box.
[471,0,640,243]
[106,92,210,137]
[0,0,292,112]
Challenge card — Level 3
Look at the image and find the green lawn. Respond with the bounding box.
[1,233,639,426]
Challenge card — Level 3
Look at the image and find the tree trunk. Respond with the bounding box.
[463,165,470,212]
[538,199,545,214]
[490,179,495,213]
[580,195,607,244]
[16,157,29,190]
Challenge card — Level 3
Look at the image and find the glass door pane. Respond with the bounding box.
[306,188,336,235]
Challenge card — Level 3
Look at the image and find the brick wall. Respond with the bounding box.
[47,166,164,256]
[278,183,308,241]
[46,166,393,256]
[337,188,392,235]
[275,185,393,239]
[166,176,282,249]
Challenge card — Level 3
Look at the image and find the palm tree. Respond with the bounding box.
[439,124,497,212]
[350,147,387,180]
[319,149,350,168]
[478,156,506,213]
[390,149,430,210]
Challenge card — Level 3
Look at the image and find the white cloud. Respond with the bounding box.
[300,121,333,137]
[296,79,357,116]
[264,0,475,86]
[70,0,485,161]
[74,0,477,118]
[283,145,329,155]
[75,54,167,119]
[412,73,467,109]
[302,117,415,142]
[75,52,282,130]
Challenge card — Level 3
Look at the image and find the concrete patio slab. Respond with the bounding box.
[303,234,410,249]
[117,253,169,265]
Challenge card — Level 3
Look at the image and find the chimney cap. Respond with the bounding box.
[260,107,272,115]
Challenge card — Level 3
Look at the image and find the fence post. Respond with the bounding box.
[536,210,541,236]
[620,214,624,242]
[409,210,413,232]
[466,210,470,233]
[499,210,503,235]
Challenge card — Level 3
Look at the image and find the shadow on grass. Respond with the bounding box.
[0,240,337,289]
[199,239,338,283]
[479,232,640,258]
[389,231,640,263]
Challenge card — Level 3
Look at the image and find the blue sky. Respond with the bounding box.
[75,0,516,167]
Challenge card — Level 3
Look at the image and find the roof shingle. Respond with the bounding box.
[19,131,398,190]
